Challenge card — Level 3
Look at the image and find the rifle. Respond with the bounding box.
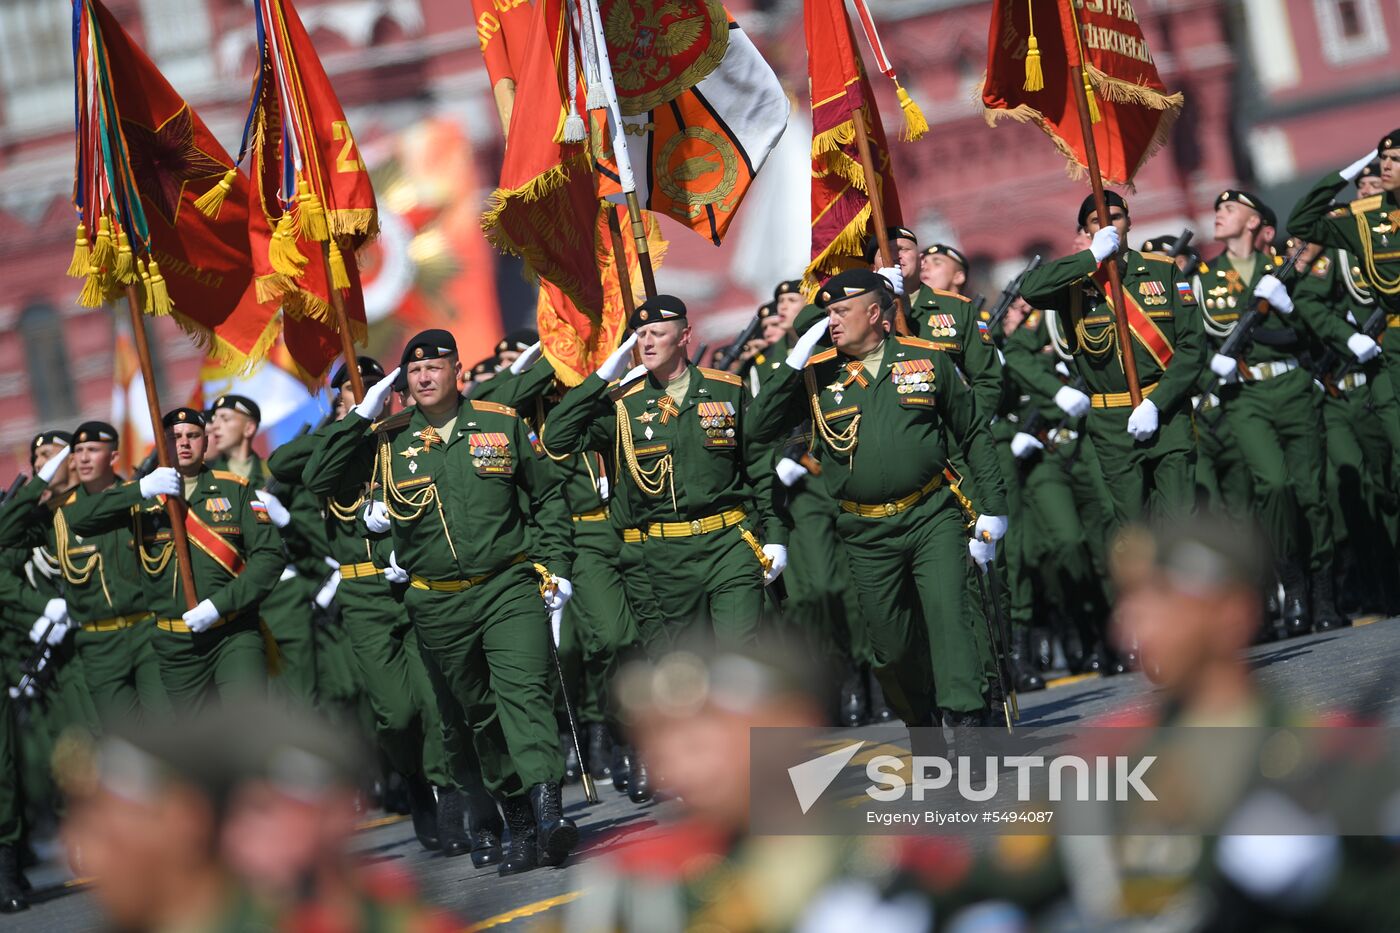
[984,255,1043,337]
[1168,228,1194,261]
[714,314,763,371]
[0,474,25,506]
[694,342,710,368]
[1316,304,1387,397]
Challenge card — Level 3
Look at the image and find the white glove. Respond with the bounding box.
[1053,385,1091,418]
[597,334,639,382]
[969,537,996,569]
[1126,399,1159,441]
[761,544,788,585]
[597,475,610,501]
[1210,353,1240,381]
[775,457,809,487]
[785,318,831,371]
[508,341,542,374]
[354,367,401,420]
[314,570,341,609]
[181,599,221,634]
[619,364,647,385]
[37,446,70,483]
[384,552,409,584]
[876,266,904,296]
[1347,332,1381,363]
[1341,149,1380,181]
[45,621,70,645]
[1010,432,1043,459]
[1253,274,1293,315]
[43,597,68,624]
[139,466,181,500]
[975,515,1009,543]
[254,490,291,529]
[363,500,391,534]
[1089,226,1121,263]
[543,576,574,611]
[28,617,49,644]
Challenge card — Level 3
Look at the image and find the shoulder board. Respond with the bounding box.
[371,409,415,434]
[1271,254,1285,267]
[210,470,249,486]
[1197,260,1210,274]
[697,366,742,386]
[1350,194,1384,215]
[1140,251,1173,264]
[470,399,518,417]
[807,348,838,367]
[60,490,77,507]
[931,288,972,302]
[608,373,648,402]
[894,336,941,351]
[1328,206,1349,218]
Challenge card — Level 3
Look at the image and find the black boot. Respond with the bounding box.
[0,845,27,914]
[586,723,613,780]
[405,775,440,851]
[1310,569,1348,631]
[1030,626,1054,671]
[628,753,653,803]
[943,709,989,782]
[437,789,470,858]
[497,797,538,876]
[839,665,868,726]
[866,669,894,722]
[1010,627,1045,692]
[1280,562,1310,637]
[465,791,504,868]
[610,744,632,793]
[562,733,582,784]
[529,782,579,867]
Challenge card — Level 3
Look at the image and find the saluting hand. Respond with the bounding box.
[354,368,402,421]
[597,334,640,383]
[37,446,70,484]
[785,318,831,371]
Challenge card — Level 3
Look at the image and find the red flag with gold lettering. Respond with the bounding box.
[981,0,1183,185]
[470,0,534,133]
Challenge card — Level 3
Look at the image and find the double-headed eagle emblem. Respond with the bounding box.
[602,0,728,115]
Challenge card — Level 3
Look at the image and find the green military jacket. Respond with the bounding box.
[543,364,787,545]
[749,335,1007,514]
[211,450,330,579]
[1002,309,1071,427]
[906,285,1003,420]
[1289,175,1400,325]
[1019,247,1205,415]
[1292,246,1379,373]
[267,431,387,571]
[302,397,571,582]
[1193,250,1300,365]
[64,467,282,622]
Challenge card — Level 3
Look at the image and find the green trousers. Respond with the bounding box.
[1021,447,1098,609]
[260,571,318,703]
[1220,369,1333,573]
[617,535,665,658]
[837,491,983,718]
[559,520,637,725]
[1322,380,1400,606]
[340,574,450,786]
[74,621,172,722]
[1086,404,1195,526]
[151,615,267,708]
[41,641,100,737]
[406,561,563,798]
[1194,402,1253,518]
[785,472,871,666]
[640,524,766,647]
[0,691,18,846]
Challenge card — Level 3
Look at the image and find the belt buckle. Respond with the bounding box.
[689,519,702,535]
[883,502,897,517]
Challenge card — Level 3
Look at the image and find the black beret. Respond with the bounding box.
[862,227,918,263]
[1258,202,1277,229]
[1078,190,1129,229]
[496,328,539,354]
[470,357,499,378]
[1378,129,1400,154]
[814,270,889,308]
[773,280,803,300]
[758,301,780,320]
[162,408,205,429]
[1214,188,1266,213]
[210,394,261,424]
[1357,160,1382,190]
[629,294,687,330]
[920,243,969,271]
[73,421,119,447]
[400,329,458,371]
[330,356,385,390]
[31,430,73,452]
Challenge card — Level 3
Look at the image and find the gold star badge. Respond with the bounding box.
[635,410,658,424]
[399,445,423,459]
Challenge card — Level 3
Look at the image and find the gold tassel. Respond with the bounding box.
[66,222,91,279]
[269,211,308,277]
[1023,36,1044,92]
[78,265,106,308]
[90,216,115,273]
[193,167,238,219]
[297,175,329,242]
[328,239,351,290]
[114,226,136,284]
[138,259,153,311]
[894,82,929,142]
[148,260,173,315]
[1084,74,1102,124]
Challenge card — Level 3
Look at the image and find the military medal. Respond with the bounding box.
[399,445,422,459]
[417,427,442,450]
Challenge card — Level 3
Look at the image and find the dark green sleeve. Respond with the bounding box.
[935,352,1007,515]
[266,432,320,483]
[302,414,376,497]
[539,374,615,455]
[738,391,788,548]
[1287,173,1357,252]
[208,482,282,617]
[960,310,1005,423]
[514,415,572,580]
[0,480,47,550]
[471,358,556,408]
[743,362,807,447]
[1149,263,1205,416]
[0,555,47,619]
[64,482,142,538]
[1293,260,1360,354]
[1019,251,1098,310]
[1003,322,1065,402]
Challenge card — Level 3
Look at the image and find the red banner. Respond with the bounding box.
[981,0,1183,186]
[470,0,533,132]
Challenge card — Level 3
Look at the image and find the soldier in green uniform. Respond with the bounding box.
[749,270,1009,728]
[304,330,578,876]
[1018,192,1206,525]
[545,296,789,647]
[1198,190,1341,632]
[64,409,281,706]
[0,422,170,721]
